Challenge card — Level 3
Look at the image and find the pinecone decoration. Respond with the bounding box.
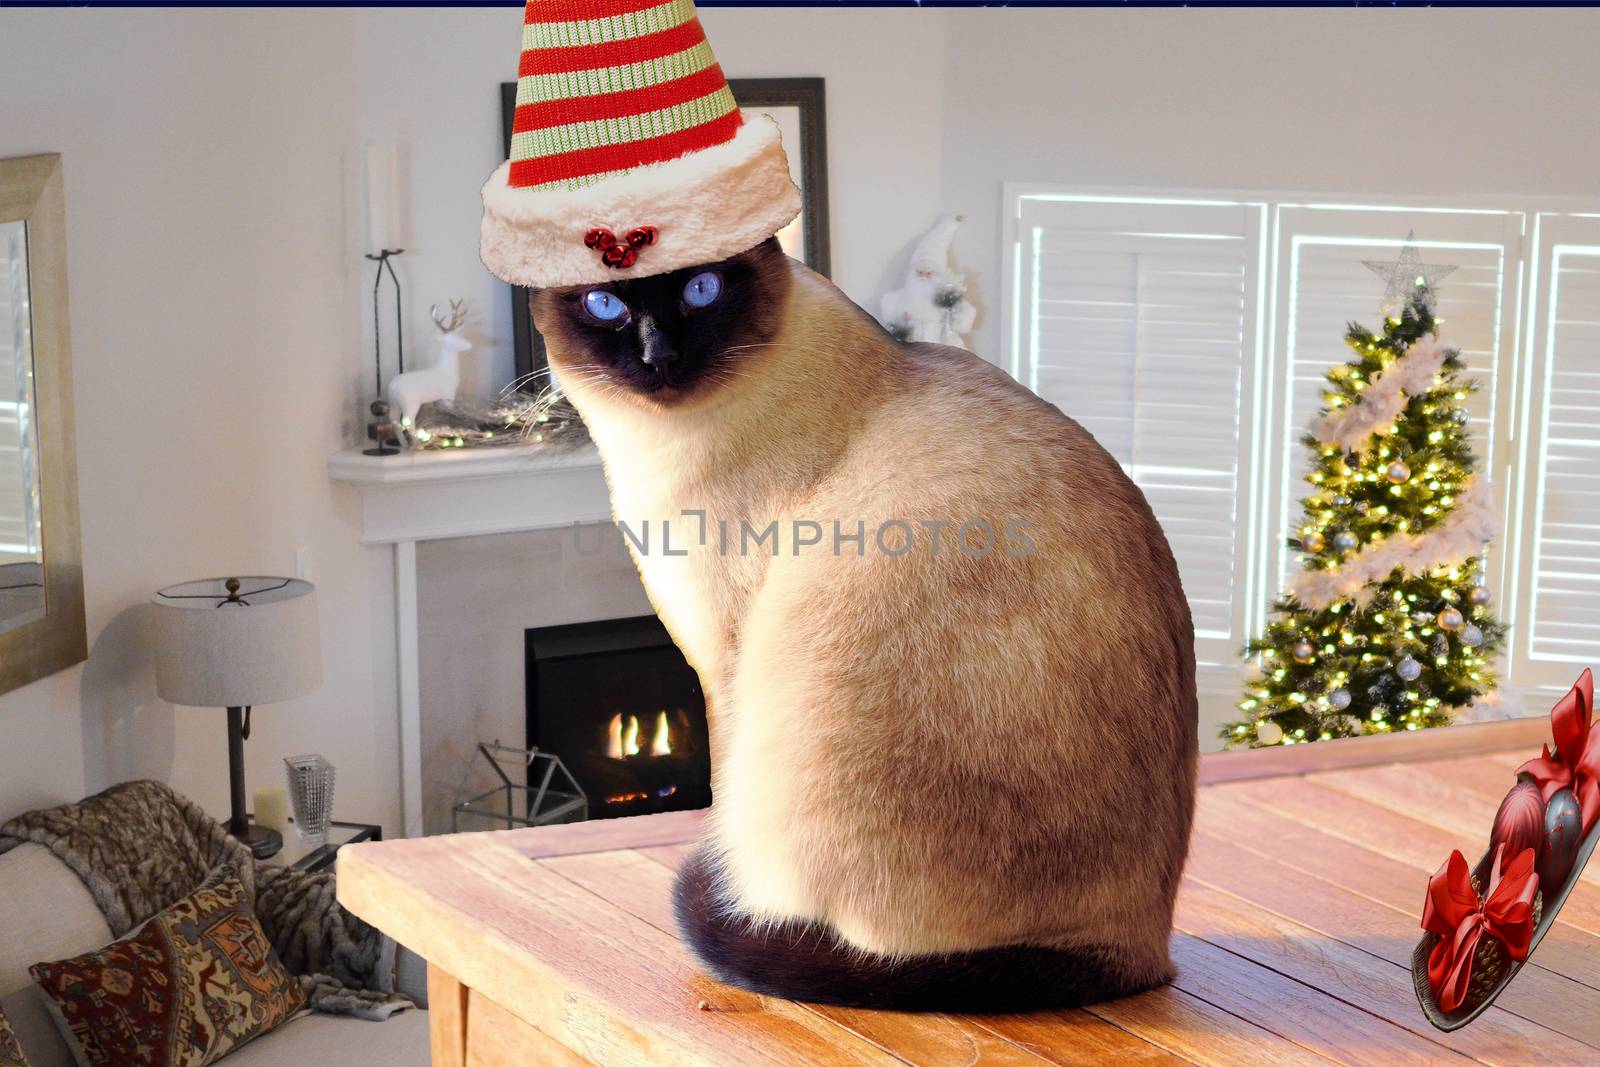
[1464,872,1543,1009]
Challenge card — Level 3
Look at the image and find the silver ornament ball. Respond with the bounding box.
[1292,640,1315,664]
[1332,495,1352,508]
[1460,624,1485,648]
[1333,531,1359,552]
[1396,655,1423,681]
[1437,607,1465,632]
[1386,460,1412,484]
[1328,687,1352,711]
[1467,586,1491,607]
[1301,530,1326,554]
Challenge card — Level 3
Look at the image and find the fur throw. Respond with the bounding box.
[0,780,410,1020]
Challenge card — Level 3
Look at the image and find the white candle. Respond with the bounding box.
[254,784,289,835]
[365,142,387,253]
[387,143,404,251]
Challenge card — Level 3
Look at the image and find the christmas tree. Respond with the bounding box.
[1226,241,1506,748]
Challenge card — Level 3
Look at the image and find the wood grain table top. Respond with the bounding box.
[338,733,1600,1066]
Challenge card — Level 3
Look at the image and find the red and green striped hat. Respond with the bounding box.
[481,0,801,288]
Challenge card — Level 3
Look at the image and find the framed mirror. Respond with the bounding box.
[0,154,85,696]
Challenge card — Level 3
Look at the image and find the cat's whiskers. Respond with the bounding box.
[499,368,553,400]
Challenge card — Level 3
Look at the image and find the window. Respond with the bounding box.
[1508,213,1600,687]
[1264,206,1524,597]
[1003,192,1267,710]
[1004,186,1594,735]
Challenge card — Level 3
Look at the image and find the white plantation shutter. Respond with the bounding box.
[1266,207,1525,596]
[1005,194,1267,721]
[1000,188,1600,737]
[1511,214,1600,682]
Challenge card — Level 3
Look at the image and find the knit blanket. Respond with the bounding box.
[0,780,411,1020]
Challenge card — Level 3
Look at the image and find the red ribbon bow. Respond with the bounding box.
[583,226,658,269]
[1421,845,1538,1013]
[1518,668,1599,834]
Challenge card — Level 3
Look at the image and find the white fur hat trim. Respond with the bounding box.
[480,115,801,289]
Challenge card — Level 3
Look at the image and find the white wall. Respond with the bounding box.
[0,7,945,828]
[4,8,1598,825]
[939,8,1600,361]
[0,11,401,827]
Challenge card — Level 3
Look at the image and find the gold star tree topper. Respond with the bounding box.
[1362,231,1459,318]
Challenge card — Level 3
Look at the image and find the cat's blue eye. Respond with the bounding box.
[683,271,722,309]
[583,290,627,323]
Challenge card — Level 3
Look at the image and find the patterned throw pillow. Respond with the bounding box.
[0,1001,29,1067]
[29,867,305,1067]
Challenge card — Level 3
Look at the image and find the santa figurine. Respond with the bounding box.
[879,215,977,348]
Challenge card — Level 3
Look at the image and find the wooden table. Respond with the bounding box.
[337,721,1600,1066]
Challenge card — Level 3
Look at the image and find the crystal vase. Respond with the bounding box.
[284,754,336,846]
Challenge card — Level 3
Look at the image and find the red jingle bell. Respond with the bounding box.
[584,228,617,250]
[601,243,629,267]
[626,226,658,249]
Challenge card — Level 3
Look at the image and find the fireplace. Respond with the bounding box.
[525,615,711,820]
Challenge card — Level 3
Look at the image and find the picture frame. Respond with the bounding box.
[498,77,831,389]
[726,78,831,279]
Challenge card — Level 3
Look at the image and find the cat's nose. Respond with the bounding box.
[637,316,678,367]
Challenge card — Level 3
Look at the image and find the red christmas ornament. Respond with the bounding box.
[1538,787,1584,896]
[1489,779,1546,872]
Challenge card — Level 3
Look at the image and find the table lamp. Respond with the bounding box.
[152,576,321,858]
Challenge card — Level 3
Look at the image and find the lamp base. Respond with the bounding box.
[235,823,283,860]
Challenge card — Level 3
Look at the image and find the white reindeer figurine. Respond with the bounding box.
[389,299,471,442]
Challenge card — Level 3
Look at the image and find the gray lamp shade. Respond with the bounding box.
[152,577,322,708]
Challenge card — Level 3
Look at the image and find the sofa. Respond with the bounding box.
[0,833,430,1066]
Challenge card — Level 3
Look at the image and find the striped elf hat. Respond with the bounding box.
[481,0,801,288]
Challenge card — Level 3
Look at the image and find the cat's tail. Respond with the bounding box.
[671,845,1169,1012]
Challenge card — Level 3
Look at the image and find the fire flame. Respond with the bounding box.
[606,710,673,759]
[606,713,623,760]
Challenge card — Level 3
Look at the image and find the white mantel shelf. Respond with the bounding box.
[328,442,615,838]
[327,442,611,545]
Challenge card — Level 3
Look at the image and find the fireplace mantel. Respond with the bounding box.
[327,442,611,545]
[329,442,616,837]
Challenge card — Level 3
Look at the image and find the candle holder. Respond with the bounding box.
[364,399,401,457]
[366,248,406,396]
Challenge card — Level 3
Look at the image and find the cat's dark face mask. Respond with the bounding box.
[533,237,791,406]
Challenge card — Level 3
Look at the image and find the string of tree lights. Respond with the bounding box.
[1226,240,1506,748]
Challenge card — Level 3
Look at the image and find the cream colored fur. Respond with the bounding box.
[481,116,801,288]
[547,263,1196,976]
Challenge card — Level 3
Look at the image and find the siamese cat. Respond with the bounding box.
[531,238,1197,1011]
